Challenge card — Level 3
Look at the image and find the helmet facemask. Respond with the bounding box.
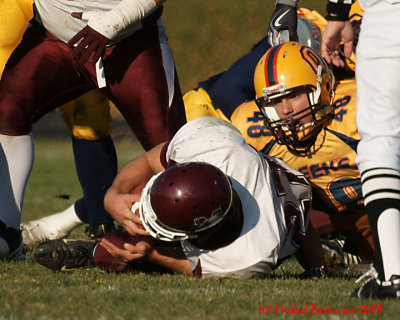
[256,65,334,155]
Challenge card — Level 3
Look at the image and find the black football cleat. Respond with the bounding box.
[351,265,400,298]
[34,239,97,271]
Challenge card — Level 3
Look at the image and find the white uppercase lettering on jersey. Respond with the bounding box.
[166,117,311,278]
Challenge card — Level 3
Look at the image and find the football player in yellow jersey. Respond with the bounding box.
[247,41,374,261]
[0,0,118,242]
[183,5,374,262]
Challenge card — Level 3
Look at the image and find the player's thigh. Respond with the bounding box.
[0,23,89,135]
[59,91,112,140]
[355,3,400,171]
[104,26,186,150]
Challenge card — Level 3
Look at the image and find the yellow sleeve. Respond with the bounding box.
[297,7,327,35]
[0,0,34,75]
[183,88,229,123]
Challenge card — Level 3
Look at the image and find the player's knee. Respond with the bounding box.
[0,105,30,135]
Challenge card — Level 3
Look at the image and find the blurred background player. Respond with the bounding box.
[34,117,326,279]
[0,0,120,245]
[322,0,400,299]
[0,0,186,260]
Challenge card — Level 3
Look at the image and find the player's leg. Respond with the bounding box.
[62,92,118,238]
[0,22,90,259]
[103,18,186,150]
[21,92,118,243]
[20,202,85,245]
[0,134,33,259]
[352,1,400,297]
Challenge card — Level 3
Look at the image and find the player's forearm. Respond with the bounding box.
[108,143,164,195]
[147,244,193,275]
[87,0,165,40]
[295,223,326,270]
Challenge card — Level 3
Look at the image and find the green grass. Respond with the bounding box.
[3,1,399,319]
[2,139,397,320]
[163,0,326,92]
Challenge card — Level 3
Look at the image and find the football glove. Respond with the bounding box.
[67,0,157,65]
[68,13,110,65]
[267,3,298,47]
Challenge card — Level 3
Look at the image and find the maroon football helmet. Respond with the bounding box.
[134,162,233,241]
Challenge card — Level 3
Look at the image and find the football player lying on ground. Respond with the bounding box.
[34,117,327,278]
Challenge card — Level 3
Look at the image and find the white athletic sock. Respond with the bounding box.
[0,134,34,229]
[39,203,84,234]
[21,203,84,245]
[377,208,400,280]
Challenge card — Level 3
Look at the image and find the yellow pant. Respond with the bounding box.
[60,91,112,140]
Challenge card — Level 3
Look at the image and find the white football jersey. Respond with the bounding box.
[165,117,311,278]
[34,0,149,44]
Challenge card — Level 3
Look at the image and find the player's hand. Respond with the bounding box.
[67,11,110,65]
[99,237,153,263]
[321,20,354,68]
[268,4,298,47]
[104,191,149,237]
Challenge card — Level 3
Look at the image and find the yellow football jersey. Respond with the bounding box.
[232,79,360,214]
[231,80,374,258]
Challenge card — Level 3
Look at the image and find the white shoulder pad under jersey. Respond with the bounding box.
[34,0,145,44]
[166,117,311,278]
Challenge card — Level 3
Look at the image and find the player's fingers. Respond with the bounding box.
[121,219,149,237]
[71,36,91,60]
[342,40,353,58]
[100,238,139,262]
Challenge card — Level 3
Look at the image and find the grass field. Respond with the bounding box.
[1,139,397,320]
[2,0,399,319]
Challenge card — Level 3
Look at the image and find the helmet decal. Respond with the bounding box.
[300,46,324,75]
[265,43,284,87]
